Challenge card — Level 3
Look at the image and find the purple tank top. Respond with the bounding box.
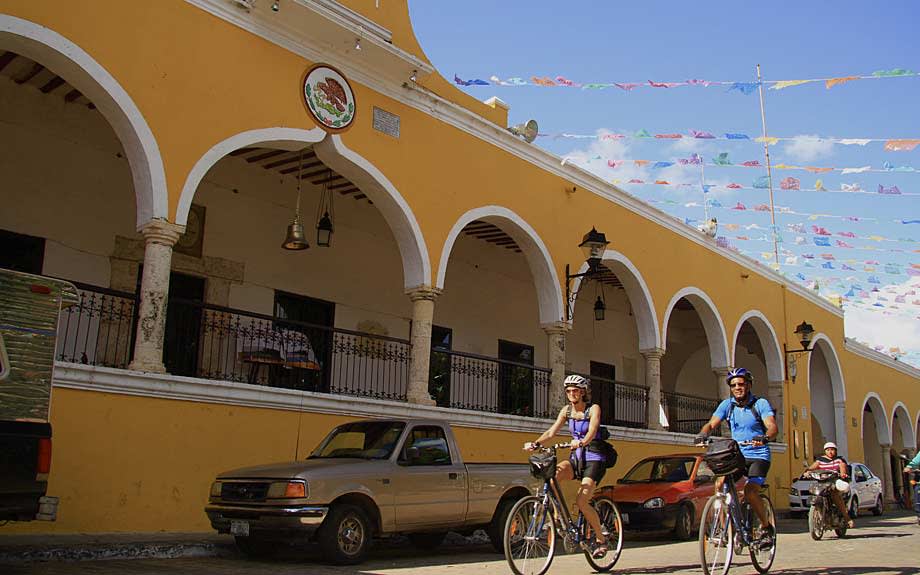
[569,409,602,462]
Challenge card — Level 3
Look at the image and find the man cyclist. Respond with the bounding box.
[806,442,853,528]
[904,451,920,520]
[696,367,778,544]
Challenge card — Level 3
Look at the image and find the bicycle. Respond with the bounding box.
[504,443,623,575]
[696,439,777,575]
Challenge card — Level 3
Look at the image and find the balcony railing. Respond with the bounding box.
[660,390,721,435]
[565,372,649,429]
[429,349,552,419]
[57,282,138,369]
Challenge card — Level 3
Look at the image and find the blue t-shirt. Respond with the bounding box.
[713,395,774,461]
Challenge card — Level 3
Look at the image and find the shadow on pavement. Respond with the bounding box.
[768,568,920,575]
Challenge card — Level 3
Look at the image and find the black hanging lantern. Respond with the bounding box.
[578,227,610,272]
[316,169,335,247]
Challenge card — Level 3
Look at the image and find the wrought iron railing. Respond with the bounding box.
[429,349,552,418]
[566,372,649,429]
[56,282,138,368]
[660,390,721,435]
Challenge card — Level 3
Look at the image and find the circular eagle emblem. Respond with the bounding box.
[302,65,355,132]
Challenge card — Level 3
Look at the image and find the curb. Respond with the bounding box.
[0,539,236,565]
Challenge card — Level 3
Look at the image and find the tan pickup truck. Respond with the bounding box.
[205,418,538,564]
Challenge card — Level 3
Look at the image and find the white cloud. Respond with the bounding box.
[844,277,920,366]
[782,134,835,162]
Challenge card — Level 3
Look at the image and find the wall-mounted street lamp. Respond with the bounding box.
[564,227,610,322]
[784,320,815,383]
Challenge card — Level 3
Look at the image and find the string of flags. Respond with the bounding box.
[545,130,920,151]
[453,68,917,92]
[597,153,920,176]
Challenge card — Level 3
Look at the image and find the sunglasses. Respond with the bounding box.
[728,382,748,388]
[565,388,583,393]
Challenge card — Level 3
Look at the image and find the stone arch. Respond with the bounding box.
[177,129,430,290]
[891,402,916,451]
[662,287,730,369]
[730,310,784,382]
[436,206,562,324]
[0,14,167,229]
[861,392,891,446]
[569,250,659,350]
[806,333,849,456]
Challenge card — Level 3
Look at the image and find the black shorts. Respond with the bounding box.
[572,459,607,483]
[734,458,770,485]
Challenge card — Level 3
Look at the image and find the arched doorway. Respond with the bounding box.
[731,311,784,437]
[862,393,891,501]
[660,288,729,433]
[566,250,659,428]
[435,206,561,417]
[891,403,916,504]
[807,335,848,458]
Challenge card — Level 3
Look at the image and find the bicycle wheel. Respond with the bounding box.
[699,494,734,575]
[504,495,556,575]
[808,499,825,541]
[749,496,777,574]
[581,496,624,572]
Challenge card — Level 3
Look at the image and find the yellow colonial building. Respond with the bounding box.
[0,0,917,534]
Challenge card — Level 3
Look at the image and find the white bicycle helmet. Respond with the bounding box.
[563,374,589,391]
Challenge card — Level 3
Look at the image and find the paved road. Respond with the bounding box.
[6,513,919,575]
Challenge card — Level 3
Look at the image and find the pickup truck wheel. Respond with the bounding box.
[234,536,278,558]
[318,504,372,565]
[487,498,517,553]
[408,532,447,550]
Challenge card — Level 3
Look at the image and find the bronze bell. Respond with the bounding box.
[282,217,309,250]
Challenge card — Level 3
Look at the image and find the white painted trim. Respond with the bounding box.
[861,392,892,446]
[730,310,784,383]
[891,402,916,450]
[319,135,429,290]
[661,287,730,368]
[569,250,660,350]
[843,338,920,379]
[0,15,167,229]
[176,127,326,225]
[184,0,842,319]
[435,206,562,324]
[51,362,725,444]
[808,333,849,456]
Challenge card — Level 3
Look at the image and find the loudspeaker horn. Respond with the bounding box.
[508,119,539,143]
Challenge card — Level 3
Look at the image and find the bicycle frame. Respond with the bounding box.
[717,478,755,546]
[535,476,591,549]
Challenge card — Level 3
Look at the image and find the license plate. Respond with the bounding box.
[621,513,629,525]
[230,520,250,536]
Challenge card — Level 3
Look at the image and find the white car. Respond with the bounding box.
[789,462,884,517]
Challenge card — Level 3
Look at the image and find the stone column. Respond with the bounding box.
[128,220,183,373]
[640,348,665,430]
[542,322,571,410]
[406,286,441,405]
[880,443,895,503]
[768,380,785,442]
[714,367,732,401]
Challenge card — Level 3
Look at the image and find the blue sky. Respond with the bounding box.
[409,0,920,367]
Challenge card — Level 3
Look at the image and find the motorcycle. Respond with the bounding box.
[806,469,851,540]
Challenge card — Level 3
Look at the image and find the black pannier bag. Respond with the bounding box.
[703,438,746,476]
[529,451,557,480]
[586,440,618,469]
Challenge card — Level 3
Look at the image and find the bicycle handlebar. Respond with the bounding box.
[693,438,760,448]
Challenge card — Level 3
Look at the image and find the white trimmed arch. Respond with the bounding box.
[730,310,784,382]
[806,333,849,456]
[662,287,730,368]
[891,402,916,451]
[177,129,430,290]
[861,392,891,446]
[569,250,659,350]
[436,206,562,324]
[1,14,167,229]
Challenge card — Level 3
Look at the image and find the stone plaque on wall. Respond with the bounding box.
[373,107,400,138]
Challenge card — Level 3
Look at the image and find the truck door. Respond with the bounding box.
[391,424,466,529]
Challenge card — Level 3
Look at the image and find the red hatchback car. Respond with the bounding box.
[596,453,742,540]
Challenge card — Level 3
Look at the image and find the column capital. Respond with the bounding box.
[833,400,847,409]
[140,219,184,246]
[541,321,572,336]
[405,285,442,302]
[639,347,665,360]
[712,366,732,376]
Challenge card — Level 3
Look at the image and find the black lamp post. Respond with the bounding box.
[565,227,610,322]
[784,320,816,383]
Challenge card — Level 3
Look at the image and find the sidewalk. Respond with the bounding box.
[0,532,236,564]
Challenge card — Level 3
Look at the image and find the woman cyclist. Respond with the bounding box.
[524,374,610,557]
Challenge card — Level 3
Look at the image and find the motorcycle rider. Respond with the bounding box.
[806,442,854,528]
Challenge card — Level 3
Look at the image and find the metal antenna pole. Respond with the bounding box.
[700,151,709,221]
[756,64,780,270]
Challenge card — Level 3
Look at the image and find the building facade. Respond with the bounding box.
[1,0,918,534]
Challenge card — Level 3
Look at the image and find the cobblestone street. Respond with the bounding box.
[5,513,919,575]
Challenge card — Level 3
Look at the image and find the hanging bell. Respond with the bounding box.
[282,217,309,250]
